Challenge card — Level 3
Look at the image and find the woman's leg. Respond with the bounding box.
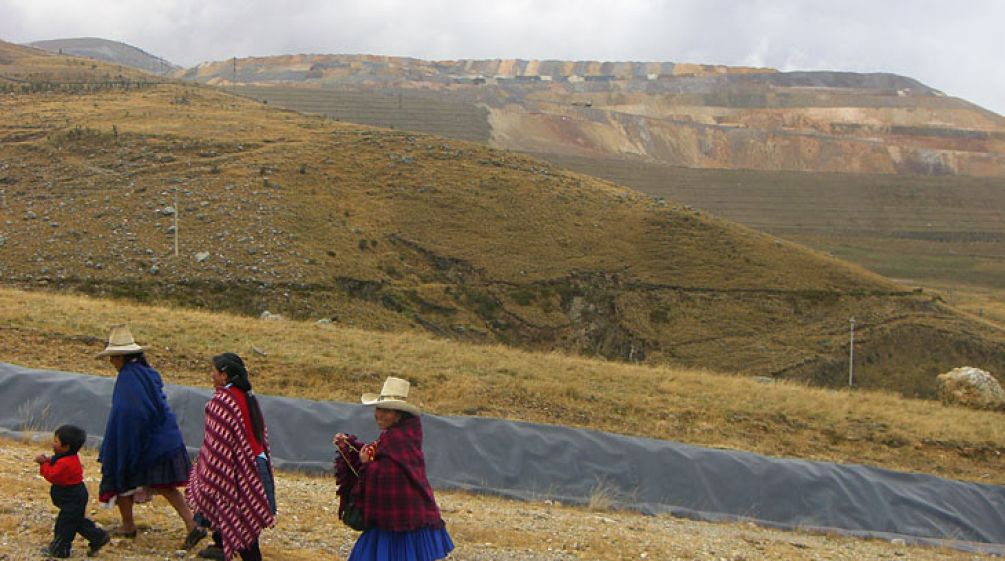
[238,539,262,561]
[115,495,136,532]
[156,487,197,531]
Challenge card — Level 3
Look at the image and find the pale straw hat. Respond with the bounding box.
[96,324,145,357]
[361,376,421,415]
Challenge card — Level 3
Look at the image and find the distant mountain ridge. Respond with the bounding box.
[26,37,179,75]
[181,53,1005,177]
[17,39,1005,176]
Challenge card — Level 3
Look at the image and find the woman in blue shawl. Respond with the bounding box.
[96,324,206,550]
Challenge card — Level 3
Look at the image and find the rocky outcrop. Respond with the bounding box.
[936,367,1005,410]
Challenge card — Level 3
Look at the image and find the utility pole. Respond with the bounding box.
[232,57,237,94]
[173,187,179,257]
[848,318,856,387]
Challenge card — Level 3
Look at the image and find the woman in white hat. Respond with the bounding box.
[333,377,454,561]
[95,324,205,549]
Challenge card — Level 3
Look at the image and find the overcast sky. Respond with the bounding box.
[2,0,1003,116]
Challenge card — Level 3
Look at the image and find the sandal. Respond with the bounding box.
[183,526,208,550]
[109,526,137,538]
[197,545,225,560]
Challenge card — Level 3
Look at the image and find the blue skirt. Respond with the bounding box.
[348,526,454,561]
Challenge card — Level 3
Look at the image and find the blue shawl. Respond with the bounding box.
[98,360,187,494]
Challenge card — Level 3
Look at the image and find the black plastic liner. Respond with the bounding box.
[2,362,1002,554]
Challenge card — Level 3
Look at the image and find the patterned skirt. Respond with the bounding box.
[348,526,454,561]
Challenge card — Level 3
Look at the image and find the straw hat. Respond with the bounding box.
[361,376,421,415]
[96,324,144,357]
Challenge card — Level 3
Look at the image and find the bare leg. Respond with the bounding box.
[115,495,136,532]
[156,487,196,531]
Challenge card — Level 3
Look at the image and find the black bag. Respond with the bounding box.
[340,494,366,531]
[336,443,367,531]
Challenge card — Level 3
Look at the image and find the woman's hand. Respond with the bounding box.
[359,443,376,464]
[34,454,48,464]
[333,433,348,448]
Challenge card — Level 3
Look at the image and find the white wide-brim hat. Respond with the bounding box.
[96,324,145,357]
[361,376,421,416]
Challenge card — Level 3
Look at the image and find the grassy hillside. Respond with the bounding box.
[0,40,156,90]
[27,37,180,76]
[1,287,1004,487]
[1,40,1004,398]
[539,154,1005,288]
[227,82,1005,335]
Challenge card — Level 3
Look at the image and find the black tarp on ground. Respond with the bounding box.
[1,362,1003,554]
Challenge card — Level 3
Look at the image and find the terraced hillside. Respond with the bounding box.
[540,154,1005,290]
[179,53,1005,177]
[236,85,491,142]
[2,40,1004,397]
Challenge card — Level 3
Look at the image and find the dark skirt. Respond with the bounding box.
[99,446,191,501]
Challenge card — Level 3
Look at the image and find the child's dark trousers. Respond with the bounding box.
[49,483,105,557]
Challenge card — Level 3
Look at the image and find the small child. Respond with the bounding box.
[34,425,110,558]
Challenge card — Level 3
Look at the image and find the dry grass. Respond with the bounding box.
[586,481,617,512]
[925,283,1005,330]
[1,286,1003,487]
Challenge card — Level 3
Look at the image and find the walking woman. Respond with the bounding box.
[96,324,204,548]
[333,376,454,561]
[187,353,276,561]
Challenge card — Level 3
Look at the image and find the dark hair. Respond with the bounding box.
[55,425,86,454]
[212,353,266,444]
[122,352,150,367]
[376,409,414,425]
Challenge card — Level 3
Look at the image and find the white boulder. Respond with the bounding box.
[936,367,1005,411]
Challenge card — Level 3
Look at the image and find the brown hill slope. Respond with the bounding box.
[35,44,1005,301]
[178,54,1005,176]
[0,39,156,88]
[27,37,181,76]
[537,154,1005,295]
[2,40,1004,396]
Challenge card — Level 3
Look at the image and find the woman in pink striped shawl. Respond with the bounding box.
[187,353,276,561]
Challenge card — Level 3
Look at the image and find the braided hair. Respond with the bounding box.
[212,352,266,445]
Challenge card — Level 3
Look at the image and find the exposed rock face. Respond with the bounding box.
[936,367,1005,410]
[180,54,1005,177]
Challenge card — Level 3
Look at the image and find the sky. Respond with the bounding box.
[2,0,1003,116]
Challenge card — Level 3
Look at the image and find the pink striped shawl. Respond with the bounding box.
[187,388,275,560]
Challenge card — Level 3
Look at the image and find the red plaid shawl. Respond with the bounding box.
[187,388,275,560]
[354,415,444,532]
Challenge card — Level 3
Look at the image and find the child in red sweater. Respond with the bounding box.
[34,425,110,558]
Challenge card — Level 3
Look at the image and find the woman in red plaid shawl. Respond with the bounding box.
[334,376,454,561]
[187,353,276,561]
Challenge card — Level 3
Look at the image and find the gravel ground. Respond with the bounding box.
[0,438,993,561]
